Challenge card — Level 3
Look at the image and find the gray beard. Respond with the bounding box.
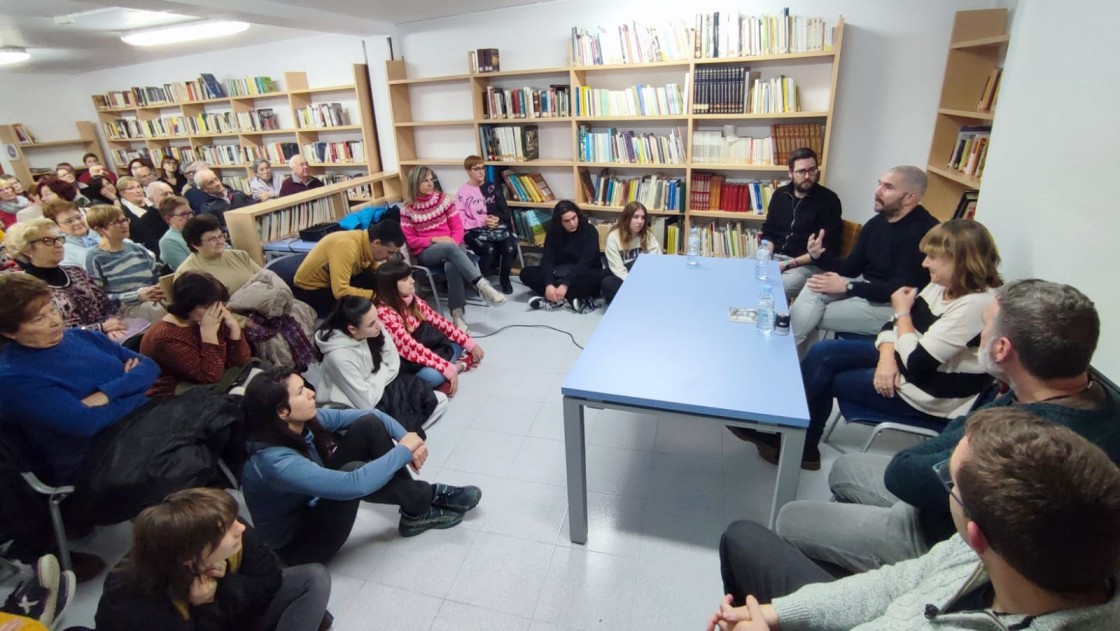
[978,337,1007,382]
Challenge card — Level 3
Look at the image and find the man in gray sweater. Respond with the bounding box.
[710,406,1120,630]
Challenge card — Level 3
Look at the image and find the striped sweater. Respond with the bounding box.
[85,242,162,307]
[376,295,476,380]
[875,284,995,418]
[401,192,464,255]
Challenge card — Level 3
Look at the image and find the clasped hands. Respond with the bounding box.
[399,432,428,474]
[544,284,567,303]
[707,594,775,631]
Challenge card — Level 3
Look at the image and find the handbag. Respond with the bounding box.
[473,226,513,243]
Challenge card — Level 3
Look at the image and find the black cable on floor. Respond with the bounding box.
[469,324,584,350]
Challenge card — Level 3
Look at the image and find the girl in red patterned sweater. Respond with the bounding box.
[374,261,484,396]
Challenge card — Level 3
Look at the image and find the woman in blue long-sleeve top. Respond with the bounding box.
[240,368,482,565]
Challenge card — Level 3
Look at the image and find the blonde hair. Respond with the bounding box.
[405,166,435,205]
[3,218,58,260]
[610,201,652,251]
[919,219,1002,298]
[85,204,126,231]
[116,176,141,193]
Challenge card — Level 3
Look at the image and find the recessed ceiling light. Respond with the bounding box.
[0,47,30,66]
[121,20,250,47]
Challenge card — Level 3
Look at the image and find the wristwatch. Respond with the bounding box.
[891,312,910,324]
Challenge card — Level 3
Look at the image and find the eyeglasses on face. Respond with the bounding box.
[33,236,66,247]
[171,211,194,219]
[792,167,819,177]
[201,235,226,245]
[469,166,485,171]
[933,458,972,518]
[107,217,130,227]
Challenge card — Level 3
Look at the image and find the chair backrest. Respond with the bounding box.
[264,252,308,289]
[840,220,862,258]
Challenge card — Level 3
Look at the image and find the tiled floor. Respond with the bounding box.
[7,281,913,630]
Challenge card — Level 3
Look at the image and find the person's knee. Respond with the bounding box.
[828,453,866,490]
[722,519,772,557]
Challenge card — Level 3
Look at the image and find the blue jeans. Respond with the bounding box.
[801,339,943,456]
[415,343,463,387]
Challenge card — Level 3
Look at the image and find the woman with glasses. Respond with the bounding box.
[157,195,195,271]
[248,158,285,202]
[116,175,168,259]
[85,205,166,323]
[42,199,99,267]
[158,156,187,194]
[0,177,30,228]
[456,156,519,294]
[175,214,262,295]
[2,218,133,339]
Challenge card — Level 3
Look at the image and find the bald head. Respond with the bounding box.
[874,165,927,217]
[289,155,311,180]
[146,181,173,207]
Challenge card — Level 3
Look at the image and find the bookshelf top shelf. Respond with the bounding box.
[950,34,1009,50]
[230,91,288,101]
[927,164,981,188]
[389,73,472,86]
[692,50,836,64]
[479,117,573,125]
[486,159,572,167]
[394,119,476,127]
[18,138,89,148]
[577,162,687,170]
[575,115,688,122]
[573,60,692,72]
[473,66,571,78]
[691,111,829,121]
[288,84,356,95]
[296,125,364,132]
[691,163,788,172]
[937,108,995,121]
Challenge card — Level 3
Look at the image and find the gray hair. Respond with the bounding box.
[888,166,928,197]
[193,168,218,187]
[183,160,211,176]
[993,279,1099,380]
[251,158,272,172]
[288,154,306,168]
[145,181,172,198]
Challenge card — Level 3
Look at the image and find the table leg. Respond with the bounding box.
[563,396,588,544]
[769,428,805,529]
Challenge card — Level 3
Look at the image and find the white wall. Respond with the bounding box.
[0,74,92,176]
[382,0,986,214]
[977,0,1120,378]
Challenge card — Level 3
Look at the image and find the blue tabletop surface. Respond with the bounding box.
[562,254,809,428]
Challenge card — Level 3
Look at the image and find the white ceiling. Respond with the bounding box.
[0,0,554,74]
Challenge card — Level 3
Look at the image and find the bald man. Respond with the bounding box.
[279,155,324,197]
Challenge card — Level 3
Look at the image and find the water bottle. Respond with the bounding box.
[757,284,775,334]
[687,227,700,266]
[755,239,772,280]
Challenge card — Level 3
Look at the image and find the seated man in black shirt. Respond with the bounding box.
[788,165,938,355]
[194,168,252,230]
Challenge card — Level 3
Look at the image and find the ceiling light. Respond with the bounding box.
[121,20,250,47]
[0,47,30,65]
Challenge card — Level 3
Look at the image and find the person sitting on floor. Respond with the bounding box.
[241,368,482,565]
[374,261,483,396]
[457,155,520,294]
[520,200,606,313]
[732,219,1003,471]
[710,407,1120,631]
[41,199,99,267]
[602,200,662,304]
[84,204,166,322]
[157,195,195,271]
[95,487,332,630]
[761,279,1120,579]
[292,220,405,317]
[140,271,250,398]
[315,295,449,434]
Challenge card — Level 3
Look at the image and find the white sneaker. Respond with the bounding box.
[474,278,507,306]
[451,307,469,332]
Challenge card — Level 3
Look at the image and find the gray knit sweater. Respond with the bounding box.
[773,535,1119,630]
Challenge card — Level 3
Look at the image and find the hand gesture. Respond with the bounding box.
[485,214,500,229]
[554,284,569,301]
[891,286,918,315]
[203,560,228,579]
[123,357,140,372]
[219,304,240,333]
[102,317,126,334]
[138,285,164,303]
[874,356,900,398]
[399,432,425,453]
[82,391,110,407]
[188,574,218,606]
[410,444,428,474]
[446,372,459,397]
[254,191,275,202]
[806,229,826,259]
[805,272,847,295]
[199,303,223,337]
[470,345,485,362]
[544,285,558,303]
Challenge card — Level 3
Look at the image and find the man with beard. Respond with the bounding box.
[788,166,938,355]
[721,279,1120,589]
[761,148,843,299]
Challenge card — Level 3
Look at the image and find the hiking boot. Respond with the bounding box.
[431,483,482,513]
[727,427,821,471]
[398,506,464,537]
[450,307,469,333]
[474,278,507,306]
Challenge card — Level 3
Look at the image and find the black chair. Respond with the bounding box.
[0,422,75,574]
[264,252,308,290]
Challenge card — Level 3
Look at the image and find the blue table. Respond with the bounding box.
[561,254,809,542]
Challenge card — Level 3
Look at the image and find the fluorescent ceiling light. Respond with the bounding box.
[0,47,30,65]
[121,20,250,47]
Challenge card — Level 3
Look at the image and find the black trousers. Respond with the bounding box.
[519,266,606,302]
[719,520,833,605]
[293,270,378,318]
[275,415,433,566]
[601,274,624,303]
[464,230,518,284]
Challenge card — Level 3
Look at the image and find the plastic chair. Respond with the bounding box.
[408,248,487,314]
[0,424,75,574]
[264,252,308,290]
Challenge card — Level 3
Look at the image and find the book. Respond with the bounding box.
[472,48,501,72]
[478,125,539,161]
[199,73,227,99]
[952,190,979,220]
[977,68,1002,112]
[12,124,36,144]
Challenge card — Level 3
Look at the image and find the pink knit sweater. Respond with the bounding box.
[401,192,464,255]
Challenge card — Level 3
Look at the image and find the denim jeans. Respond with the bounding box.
[417,242,483,310]
[415,343,464,387]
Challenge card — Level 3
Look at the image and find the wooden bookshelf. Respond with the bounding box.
[226,172,402,265]
[89,64,384,204]
[0,122,102,184]
[386,16,846,254]
[924,9,1009,220]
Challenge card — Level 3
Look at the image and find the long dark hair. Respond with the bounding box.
[375,261,423,324]
[242,367,335,460]
[546,199,584,242]
[319,295,385,372]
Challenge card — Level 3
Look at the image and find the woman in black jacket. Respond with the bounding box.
[518,200,605,313]
[95,487,331,631]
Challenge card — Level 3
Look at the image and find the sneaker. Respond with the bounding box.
[474,278,507,306]
[52,570,76,628]
[570,298,598,314]
[398,506,464,537]
[727,427,821,471]
[450,307,469,333]
[2,580,48,623]
[529,296,546,310]
[431,483,482,512]
[499,278,514,294]
[35,554,61,627]
[318,609,334,631]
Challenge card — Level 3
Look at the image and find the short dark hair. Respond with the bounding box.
[167,271,228,318]
[128,157,155,171]
[993,279,1099,380]
[959,407,1120,593]
[158,195,191,219]
[368,220,405,247]
[787,147,818,171]
[0,273,53,335]
[81,152,99,164]
[182,214,223,252]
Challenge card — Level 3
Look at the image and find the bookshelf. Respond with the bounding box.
[0,121,102,185]
[226,172,403,265]
[386,15,845,256]
[924,8,1009,220]
[90,64,384,205]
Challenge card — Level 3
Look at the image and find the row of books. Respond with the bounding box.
[482,85,571,120]
[322,173,373,199]
[580,169,686,211]
[188,112,240,135]
[690,172,779,214]
[93,73,228,109]
[947,126,991,178]
[479,125,540,161]
[257,198,336,243]
[196,144,246,166]
[693,66,759,114]
[977,68,1002,112]
[103,119,146,140]
[749,75,800,114]
[237,109,281,131]
[498,170,556,203]
[510,208,551,245]
[469,48,501,73]
[224,76,279,98]
[692,131,775,165]
[246,143,302,164]
[221,175,251,195]
[694,222,763,259]
[577,126,686,165]
[295,103,351,129]
[573,84,687,117]
[301,141,364,164]
[772,123,824,166]
[571,21,693,66]
[102,109,285,140]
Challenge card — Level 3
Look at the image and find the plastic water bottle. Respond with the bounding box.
[755,239,772,280]
[687,227,700,266]
[757,284,775,334]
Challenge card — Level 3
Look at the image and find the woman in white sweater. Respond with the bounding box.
[602,201,661,303]
[315,296,447,434]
